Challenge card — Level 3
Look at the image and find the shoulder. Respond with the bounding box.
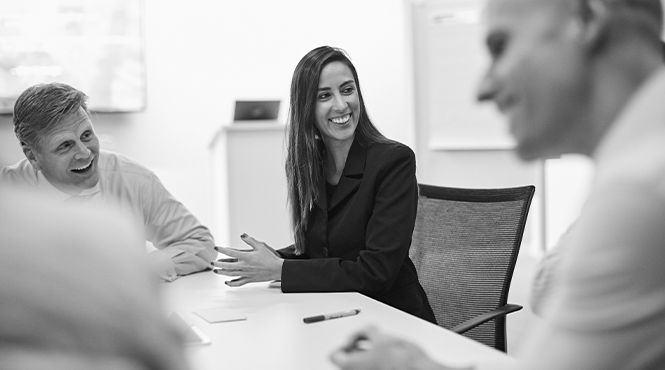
[364,139,415,164]
[361,140,416,182]
[98,150,160,183]
[0,158,37,185]
[551,182,665,330]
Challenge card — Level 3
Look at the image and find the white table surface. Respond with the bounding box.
[162,272,516,370]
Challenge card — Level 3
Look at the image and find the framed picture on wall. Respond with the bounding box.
[0,0,145,113]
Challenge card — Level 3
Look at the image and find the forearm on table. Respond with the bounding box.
[144,183,216,267]
[161,243,215,274]
[280,254,404,294]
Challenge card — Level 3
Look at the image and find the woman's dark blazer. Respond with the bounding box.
[279,138,435,323]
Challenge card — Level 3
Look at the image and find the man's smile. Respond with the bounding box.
[71,157,94,174]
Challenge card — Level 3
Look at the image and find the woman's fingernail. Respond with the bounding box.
[214,246,222,252]
[240,233,248,238]
[224,281,230,285]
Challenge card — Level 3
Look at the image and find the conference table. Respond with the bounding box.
[162,272,516,370]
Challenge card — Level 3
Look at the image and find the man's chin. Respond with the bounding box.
[514,141,562,162]
[72,174,100,191]
[83,175,100,189]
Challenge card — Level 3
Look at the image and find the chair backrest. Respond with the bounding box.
[410,184,535,351]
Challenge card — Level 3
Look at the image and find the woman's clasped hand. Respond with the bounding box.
[212,233,284,287]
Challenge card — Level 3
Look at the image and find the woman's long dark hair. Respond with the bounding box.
[285,46,387,254]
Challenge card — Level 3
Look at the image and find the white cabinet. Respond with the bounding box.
[210,122,293,248]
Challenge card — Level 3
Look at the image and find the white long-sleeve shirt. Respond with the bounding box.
[513,68,665,370]
[1,150,216,281]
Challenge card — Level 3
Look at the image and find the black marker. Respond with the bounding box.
[303,308,361,324]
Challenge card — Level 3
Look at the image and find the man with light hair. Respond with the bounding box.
[332,0,665,368]
[1,83,216,281]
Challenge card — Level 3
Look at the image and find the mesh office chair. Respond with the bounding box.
[409,184,535,352]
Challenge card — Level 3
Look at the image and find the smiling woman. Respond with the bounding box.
[213,46,437,324]
[313,61,361,152]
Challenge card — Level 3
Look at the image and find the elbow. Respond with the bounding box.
[356,265,399,295]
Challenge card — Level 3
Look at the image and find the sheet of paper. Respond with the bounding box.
[194,307,248,324]
[168,312,211,345]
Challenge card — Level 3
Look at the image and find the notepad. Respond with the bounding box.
[194,308,248,324]
[168,312,211,345]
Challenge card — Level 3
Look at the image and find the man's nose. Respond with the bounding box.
[476,70,496,102]
[73,141,91,158]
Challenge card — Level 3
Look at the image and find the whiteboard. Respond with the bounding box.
[411,0,514,150]
[0,0,145,113]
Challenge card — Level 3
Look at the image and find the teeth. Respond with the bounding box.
[330,114,351,124]
[72,161,92,171]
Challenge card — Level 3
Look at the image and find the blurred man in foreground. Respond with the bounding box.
[0,185,189,370]
[0,82,216,281]
[332,0,665,368]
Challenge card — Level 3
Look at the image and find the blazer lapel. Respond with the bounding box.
[329,139,366,211]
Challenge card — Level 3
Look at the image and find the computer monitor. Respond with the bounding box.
[233,100,280,121]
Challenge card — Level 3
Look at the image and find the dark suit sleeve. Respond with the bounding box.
[276,244,307,259]
[280,145,418,294]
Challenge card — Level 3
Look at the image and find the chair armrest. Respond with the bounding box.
[451,304,523,334]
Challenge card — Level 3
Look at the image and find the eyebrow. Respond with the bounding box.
[50,134,72,145]
[318,80,356,91]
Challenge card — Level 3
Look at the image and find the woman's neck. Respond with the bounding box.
[323,137,354,185]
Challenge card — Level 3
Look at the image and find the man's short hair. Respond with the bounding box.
[619,0,663,28]
[577,0,663,53]
[13,83,89,148]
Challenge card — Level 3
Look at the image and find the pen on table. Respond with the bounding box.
[303,308,361,324]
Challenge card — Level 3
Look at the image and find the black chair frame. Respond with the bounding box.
[415,184,535,352]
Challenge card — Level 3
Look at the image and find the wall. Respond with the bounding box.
[409,0,545,260]
[0,0,416,246]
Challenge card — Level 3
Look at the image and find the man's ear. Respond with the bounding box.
[579,0,612,54]
[21,144,40,171]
